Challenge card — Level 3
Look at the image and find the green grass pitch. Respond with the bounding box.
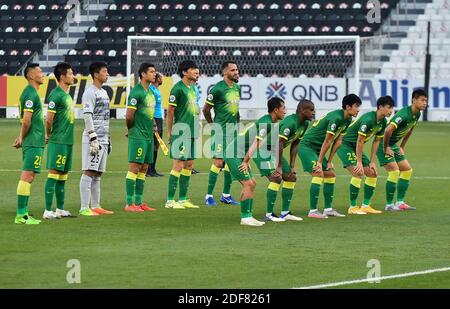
[0,119,449,288]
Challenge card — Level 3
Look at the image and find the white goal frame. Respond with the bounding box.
[126,35,360,97]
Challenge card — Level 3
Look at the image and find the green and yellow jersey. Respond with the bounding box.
[168,80,199,138]
[19,84,45,147]
[342,111,387,149]
[300,109,352,152]
[47,86,75,145]
[386,106,420,146]
[127,83,156,141]
[278,113,310,149]
[206,80,240,136]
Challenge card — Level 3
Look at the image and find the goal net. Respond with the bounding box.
[126,36,360,117]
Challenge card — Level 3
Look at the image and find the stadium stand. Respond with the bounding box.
[0,0,72,75]
[65,0,399,77]
[378,0,450,79]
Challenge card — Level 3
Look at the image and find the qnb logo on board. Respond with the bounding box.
[266,82,287,100]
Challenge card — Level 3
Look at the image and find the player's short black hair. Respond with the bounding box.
[297,99,314,112]
[377,96,395,109]
[54,62,73,82]
[138,63,155,79]
[222,60,237,71]
[89,62,108,79]
[342,94,362,109]
[268,97,284,113]
[177,60,198,78]
[24,63,40,79]
[412,89,427,100]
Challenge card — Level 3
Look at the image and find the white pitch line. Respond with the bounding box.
[294,266,450,289]
[1,169,450,179]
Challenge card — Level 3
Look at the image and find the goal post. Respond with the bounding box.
[126,35,360,117]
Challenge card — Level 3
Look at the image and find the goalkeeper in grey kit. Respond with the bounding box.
[79,62,114,216]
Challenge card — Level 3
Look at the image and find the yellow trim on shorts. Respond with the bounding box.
[137,172,146,180]
[59,174,68,181]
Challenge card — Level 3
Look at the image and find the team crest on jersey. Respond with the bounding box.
[25,100,33,108]
[169,95,176,103]
[330,123,337,131]
[361,124,367,132]
[48,101,55,109]
[283,128,290,136]
[259,128,267,137]
[207,94,213,101]
[395,117,402,124]
[130,98,137,106]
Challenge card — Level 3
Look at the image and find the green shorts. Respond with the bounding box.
[253,155,290,176]
[376,143,406,166]
[170,136,196,161]
[337,143,370,168]
[211,134,236,159]
[46,143,73,172]
[298,145,330,173]
[22,146,44,173]
[128,138,154,164]
[224,157,254,181]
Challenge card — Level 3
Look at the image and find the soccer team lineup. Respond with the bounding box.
[12,59,429,227]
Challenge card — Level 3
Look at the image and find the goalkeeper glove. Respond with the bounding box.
[89,131,99,155]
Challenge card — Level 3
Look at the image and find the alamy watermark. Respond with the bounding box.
[367,259,381,283]
[367,0,382,24]
[66,259,81,284]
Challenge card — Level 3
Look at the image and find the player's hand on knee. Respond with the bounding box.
[353,162,364,176]
[369,162,378,177]
[270,168,282,179]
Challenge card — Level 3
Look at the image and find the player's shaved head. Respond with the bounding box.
[24,63,40,79]
[297,99,314,113]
